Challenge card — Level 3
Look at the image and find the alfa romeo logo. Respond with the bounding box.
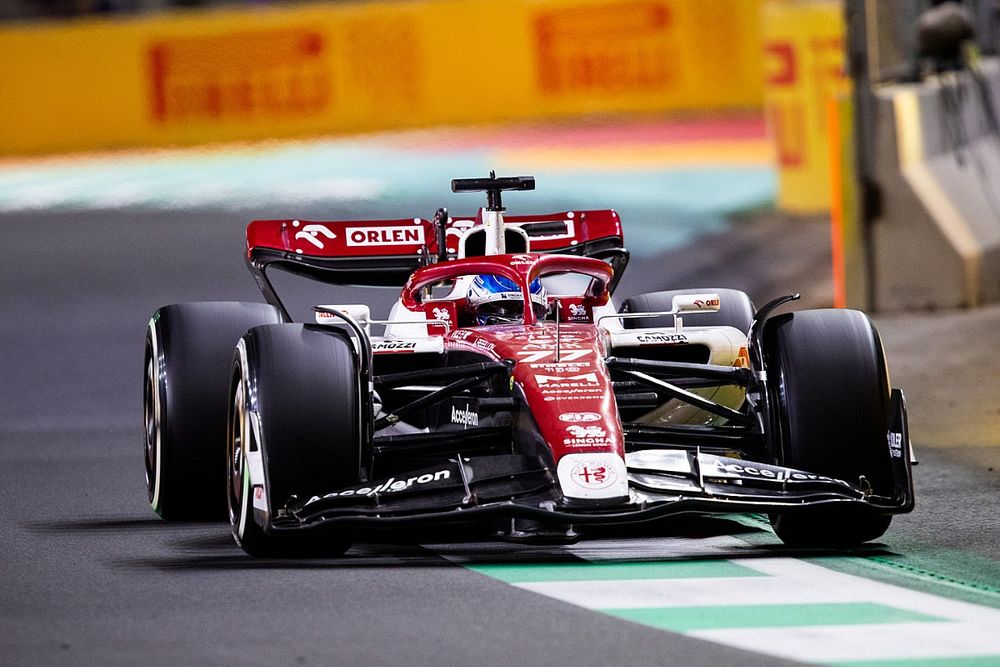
[570,461,617,489]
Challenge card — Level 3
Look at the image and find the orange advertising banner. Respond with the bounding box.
[147,28,333,125]
[534,2,677,95]
[0,0,764,155]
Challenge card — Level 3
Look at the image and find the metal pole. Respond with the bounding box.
[846,0,879,311]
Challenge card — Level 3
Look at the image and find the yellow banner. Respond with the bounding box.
[0,0,764,155]
[761,0,846,213]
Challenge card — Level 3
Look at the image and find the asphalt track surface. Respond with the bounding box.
[1,207,999,665]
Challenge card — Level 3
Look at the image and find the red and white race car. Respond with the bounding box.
[143,174,914,557]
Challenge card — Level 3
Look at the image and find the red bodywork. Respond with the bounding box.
[402,253,621,467]
[446,323,623,467]
[245,210,622,259]
[245,212,627,475]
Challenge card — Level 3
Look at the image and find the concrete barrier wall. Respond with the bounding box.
[0,0,764,156]
[866,59,1000,310]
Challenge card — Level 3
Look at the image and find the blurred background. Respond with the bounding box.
[3,0,1000,313]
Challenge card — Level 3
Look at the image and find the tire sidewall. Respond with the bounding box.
[143,302,284,520]
[229,324,362,556]
[764,308,895,546]
[766,309,892,491]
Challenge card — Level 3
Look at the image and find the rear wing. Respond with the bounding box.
[246,209,627,289]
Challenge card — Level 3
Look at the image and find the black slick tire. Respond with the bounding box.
[228,324,362,558]
[764,308,894,547]
[144,301,284,520]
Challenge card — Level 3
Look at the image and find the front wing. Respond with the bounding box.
[269,400,914,534]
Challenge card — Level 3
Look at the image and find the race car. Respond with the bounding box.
[143,174,914,557]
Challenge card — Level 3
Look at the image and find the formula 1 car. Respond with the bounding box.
[143,174,914,557]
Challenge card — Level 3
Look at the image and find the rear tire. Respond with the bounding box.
[765,309,894,547]
[144,302,284,520]
[620,288,754,334]
[228,324,362,557]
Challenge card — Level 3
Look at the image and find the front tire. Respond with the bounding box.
[765,309,894,547]
[144,302,284,520]
[228,324,363,557]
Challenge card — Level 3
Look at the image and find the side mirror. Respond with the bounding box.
[671,293,721,314]
[315,304,372,330]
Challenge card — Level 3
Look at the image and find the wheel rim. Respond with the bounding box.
[227,377,248,533]
[143,341,160,507]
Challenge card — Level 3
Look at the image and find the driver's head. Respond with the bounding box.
[467,274,547,325]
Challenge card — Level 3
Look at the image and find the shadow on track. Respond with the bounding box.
[28,513,896,572]
[23,517,214,532]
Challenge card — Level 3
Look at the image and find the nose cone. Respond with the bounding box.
[556,452,629,501]
[492,323,627,500]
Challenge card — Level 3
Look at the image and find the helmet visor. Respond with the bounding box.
[476,299,548,325]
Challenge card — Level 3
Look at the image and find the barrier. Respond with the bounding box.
[0,0,764,156]
[840,60,1000,311]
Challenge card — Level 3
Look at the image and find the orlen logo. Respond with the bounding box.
[693,298,720,309]
[294,223,336,250]
[346,226,425,246]
[559,412,601,423]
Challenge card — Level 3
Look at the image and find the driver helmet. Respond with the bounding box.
[468,274,547,325]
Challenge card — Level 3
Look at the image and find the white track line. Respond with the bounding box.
[498,539,1000,664]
